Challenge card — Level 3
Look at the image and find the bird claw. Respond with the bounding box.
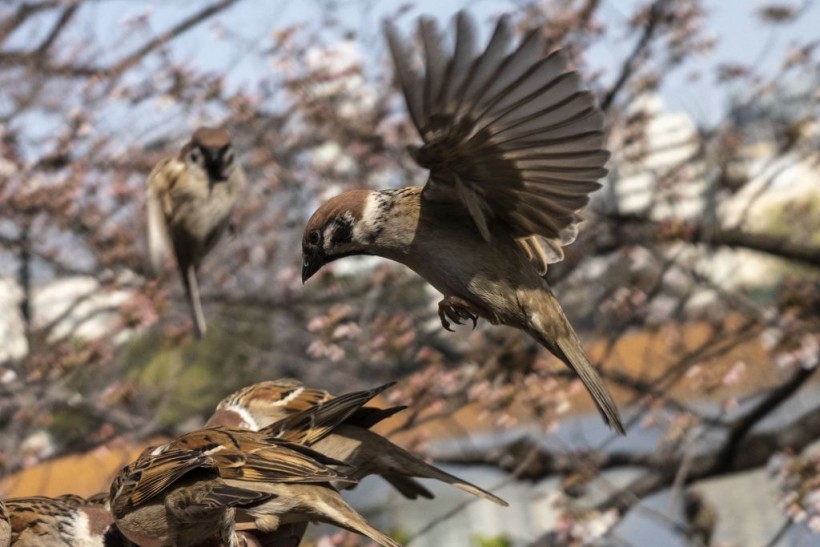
[437,297,480,332]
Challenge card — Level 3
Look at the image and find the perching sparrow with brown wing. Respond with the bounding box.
[112,386,400,547]
[302,12,624,434]
[5,496,131,546]
[146,126,246,339]
[207,378,508,504]
[0,501,10,547]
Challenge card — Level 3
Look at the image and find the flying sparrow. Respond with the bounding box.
[146,126,246,339]
[206,378,508,505]
[302,12,625,434]
[111,426,398,546]
[4,496,131,546]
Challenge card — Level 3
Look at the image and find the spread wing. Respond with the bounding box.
[145,157,183,274]
[385,12,609,274]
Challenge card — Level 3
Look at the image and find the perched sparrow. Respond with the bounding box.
[146,126,246,339]
[302,12,624,434]
[0,501,10,547]
[111,427,398,546]
[5,496,131,546]
[207,378,508,505]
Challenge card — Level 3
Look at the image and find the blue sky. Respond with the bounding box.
[5,0,815,148]
[67,1,816,127]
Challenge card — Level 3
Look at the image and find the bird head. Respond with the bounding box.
[301,190,372,283]
[182,126,236,182]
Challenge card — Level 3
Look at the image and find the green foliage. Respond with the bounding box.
[473,533,513,547]
[120,320,254,429]
[389,528,412,545]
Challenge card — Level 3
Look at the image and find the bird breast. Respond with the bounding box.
[401,200,542,304]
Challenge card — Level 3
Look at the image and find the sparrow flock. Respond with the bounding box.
[2,9,625,547]
[2,380,505,546]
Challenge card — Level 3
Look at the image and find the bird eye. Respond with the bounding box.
[189,148,201,164]
[308,230,321,246]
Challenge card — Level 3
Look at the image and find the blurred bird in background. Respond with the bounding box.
[146,126,245,339]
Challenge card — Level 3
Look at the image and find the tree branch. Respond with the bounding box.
[35,4,77,55]
[0,0,242,77]
[716,365,817,471]
[0,1,61,45]
[600,0,670,111]
[603,213,820,268]
[430,367,818,510]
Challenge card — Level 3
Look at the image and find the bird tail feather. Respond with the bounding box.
[385,443,508,506]
[525,289,625,434]
[182,263,207,339]
[316,494,402,547]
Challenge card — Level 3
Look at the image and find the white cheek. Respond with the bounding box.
[356,193,382,239]
[68,512,98,547]
[323,224,336,246]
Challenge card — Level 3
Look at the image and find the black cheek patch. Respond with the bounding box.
[330,217,354,246]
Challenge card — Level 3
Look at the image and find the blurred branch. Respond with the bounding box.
[407,438,543,544]
[763,519,793,547]
[432,400,819,496]
[106,0,243,77]
[0,1,61,45]
[705,226,820,267]
[599,368,818,514]
[600,0,670,111]
[0,0,242,76]
[716,364,818,471]
[35,3,78,55]
[604,213,820,268]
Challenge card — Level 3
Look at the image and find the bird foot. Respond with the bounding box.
[437,296,483,332]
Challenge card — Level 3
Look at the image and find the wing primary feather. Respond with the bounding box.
[473,52,572,128]
[489,91,595,137]
[419,17,448,123]
[439,11,477,107]
[468,28,542,119]
[384,20,424,133]
[453,15,514,116]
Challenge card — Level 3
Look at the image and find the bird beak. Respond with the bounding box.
[301,251,324,284]
[203,148,228,181]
